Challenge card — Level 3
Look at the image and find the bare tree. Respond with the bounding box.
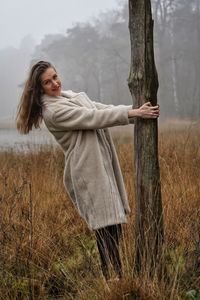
[128,0,164,276]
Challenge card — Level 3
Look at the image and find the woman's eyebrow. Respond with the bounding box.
[42,73,57,84]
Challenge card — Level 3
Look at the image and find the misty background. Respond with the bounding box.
[0,0,200,124]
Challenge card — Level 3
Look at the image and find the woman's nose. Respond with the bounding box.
[52,80,59,87]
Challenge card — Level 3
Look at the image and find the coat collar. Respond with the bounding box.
[42,90,79,105]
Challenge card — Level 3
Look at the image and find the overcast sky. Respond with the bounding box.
[0,0,121,50]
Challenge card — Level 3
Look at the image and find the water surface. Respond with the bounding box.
[0,128,56,152]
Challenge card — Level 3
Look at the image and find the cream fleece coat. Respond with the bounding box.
[42,90,133,230]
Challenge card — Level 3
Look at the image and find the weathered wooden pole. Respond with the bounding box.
[128,0,164,275]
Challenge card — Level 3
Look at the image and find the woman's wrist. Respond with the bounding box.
[128,108,140,118]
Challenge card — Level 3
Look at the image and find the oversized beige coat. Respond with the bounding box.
[42,90,133,230]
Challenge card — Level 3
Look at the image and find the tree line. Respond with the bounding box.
[31,0,200,120]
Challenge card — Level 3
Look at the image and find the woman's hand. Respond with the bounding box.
[128,102,160,119]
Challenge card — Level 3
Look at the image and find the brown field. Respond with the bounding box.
[0,123,199,299]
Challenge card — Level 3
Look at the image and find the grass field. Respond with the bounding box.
[0,123,199,299]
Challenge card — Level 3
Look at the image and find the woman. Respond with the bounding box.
[16,61,160,280]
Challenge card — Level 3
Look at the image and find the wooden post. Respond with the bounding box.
[128,0,164,275]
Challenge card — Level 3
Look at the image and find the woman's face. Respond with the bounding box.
[40,67,62,97]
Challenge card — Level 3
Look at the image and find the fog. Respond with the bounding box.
[0,0,199,123]
[0,0,120,120]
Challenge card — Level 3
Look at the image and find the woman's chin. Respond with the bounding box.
[50,89,61,97]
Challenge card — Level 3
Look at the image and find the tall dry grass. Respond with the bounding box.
[0,123,199,299]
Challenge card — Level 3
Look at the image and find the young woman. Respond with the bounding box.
[16,61,160,280]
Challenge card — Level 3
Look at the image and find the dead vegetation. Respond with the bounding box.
[0,124,199,299]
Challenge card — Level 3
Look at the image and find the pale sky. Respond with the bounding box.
[0,0,122,50]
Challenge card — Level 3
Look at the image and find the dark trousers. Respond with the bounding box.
[95,224,122,280]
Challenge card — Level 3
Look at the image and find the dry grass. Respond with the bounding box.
[0,123,200,299]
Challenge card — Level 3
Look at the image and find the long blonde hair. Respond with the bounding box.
[16,61,54,134]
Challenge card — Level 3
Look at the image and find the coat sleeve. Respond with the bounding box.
[52,103,130,130]
[92,102,135,125]
[61,91,135,124]
[93,102,135,124]
[90,98,135,124]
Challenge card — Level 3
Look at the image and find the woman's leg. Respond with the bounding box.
[95,224,122,279]
[95,228,110,280]
[107,224,122,278]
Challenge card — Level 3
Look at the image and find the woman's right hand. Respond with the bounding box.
[128,102,160,119]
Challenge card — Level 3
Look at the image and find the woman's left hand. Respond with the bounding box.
[128,102,160,119]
